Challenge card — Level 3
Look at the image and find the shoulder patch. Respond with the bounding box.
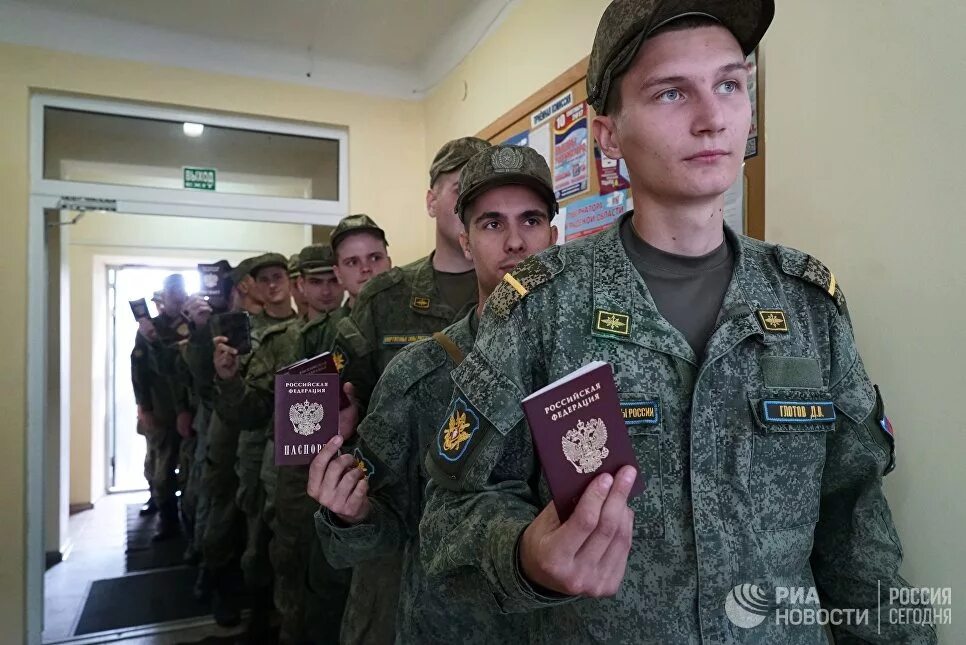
[435,396,481,470]
[486,249,562,319]
[775,246,848,313]
[331,342,349,374]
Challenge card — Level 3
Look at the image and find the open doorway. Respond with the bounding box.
[41,209,313,643]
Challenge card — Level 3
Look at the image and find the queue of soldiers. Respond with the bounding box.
[126,1,936,644]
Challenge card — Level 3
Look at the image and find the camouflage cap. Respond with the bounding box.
[298,244,336,274]
[229,256,258,284]
[248,252,289,277]
[287,253,301,278]
[330,214,387,252]
[587,0,774,114]
[455,145,559,223]
[429,137,492,187]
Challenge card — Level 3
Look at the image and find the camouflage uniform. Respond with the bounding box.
[131,333,156,494]
[419,220,936,644]
[319,307,531,644]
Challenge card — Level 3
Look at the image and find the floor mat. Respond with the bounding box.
[73,566,207,635]
[125,502,189,572]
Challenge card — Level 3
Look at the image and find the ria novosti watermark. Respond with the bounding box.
[724,582,951,631]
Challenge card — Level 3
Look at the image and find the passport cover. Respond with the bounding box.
[129,298,150,321]
[278,352,350,409]
[198,263,223,298]
[210,311,252,355]
[274,373,339,466]
[522,361,643,521]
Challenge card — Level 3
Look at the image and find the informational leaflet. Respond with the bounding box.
[553,102,589,200]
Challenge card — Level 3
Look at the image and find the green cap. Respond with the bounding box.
[455,145,559,222]
[298,244,336,274]
[287,253,301,278]
[587,0,774,114]
[248,252,289,277]
[229,257,257,284]
[429,137,492,186]
[330,214,387,252]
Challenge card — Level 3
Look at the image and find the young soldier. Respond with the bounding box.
[330,214,392,312]
[418,2,936,644]
[289,253,310,319]
[214,252,297,640]
[307,145,558,644]
[332,138,490,409]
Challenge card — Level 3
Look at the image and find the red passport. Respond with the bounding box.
[522,361,644,521]
[279,352,350,409]
[274,373,339,466]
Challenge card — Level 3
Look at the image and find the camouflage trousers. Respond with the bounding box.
[340,554,402,645]
[144,419,180,507]
[138,420,155,496]
[304,539,351,645]
[202,411,244,570]
[237,429,271,590]
[270,464,336,644]
[179,433,197,537]
[182,405,212,558]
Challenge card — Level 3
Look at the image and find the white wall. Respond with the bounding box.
[67,211,310,505]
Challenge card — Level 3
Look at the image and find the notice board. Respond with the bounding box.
[477,55,765,242]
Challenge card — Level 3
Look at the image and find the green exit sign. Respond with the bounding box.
[183,167,216,190]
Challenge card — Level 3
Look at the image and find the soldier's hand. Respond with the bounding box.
[185,295,212,328]
[213,335,240,380]
[339,383,361,440]
[137,405,155,431]
[519,465,636,598]
[137,318,158,342]
[307,435,370,525]
[176,411,194,438]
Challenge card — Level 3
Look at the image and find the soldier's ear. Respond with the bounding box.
[426,188,437,219]
[593,115,624,161]
[459,230,472,262]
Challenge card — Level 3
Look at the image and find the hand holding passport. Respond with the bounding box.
[517,361,642,598]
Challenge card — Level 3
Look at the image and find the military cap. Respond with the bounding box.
[163,273,185,291]
[429,137,492,187]
[455,145,559,222]
[587,0,774,114]
[287,253,301,278]
[229,257,258,284]
[151,290,164,303]
[299,244,336,274]
[248,252,289,277]
[330,214,387,252]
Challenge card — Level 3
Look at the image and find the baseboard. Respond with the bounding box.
[69,502,94,515]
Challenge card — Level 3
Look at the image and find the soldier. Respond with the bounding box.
[214,252,297,641]
[144,273,194,541]
[200,257,262,627]
[333,138,490,409]
[131,325,158,516]
[308,144,558,644]
[418,2,937,644]
[289,253,310,319]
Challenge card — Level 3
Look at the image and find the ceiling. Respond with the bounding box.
[0,0,518,98]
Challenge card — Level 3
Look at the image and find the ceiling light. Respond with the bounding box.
[183,122,205,137]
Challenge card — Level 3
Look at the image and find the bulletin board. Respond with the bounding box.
[477,54,765,242]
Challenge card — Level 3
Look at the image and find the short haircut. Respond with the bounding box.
[603,15,724,117]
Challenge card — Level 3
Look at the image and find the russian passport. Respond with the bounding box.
[274,352,347,466]
[129,298,150,321]
[210,311,252,355]
[522,361,643,521]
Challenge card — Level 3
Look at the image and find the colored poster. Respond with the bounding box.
[553,102,589,200]
[594,143,630,195]
[745,51,759,159]
[502,130,529,147]
[564,190,630,241]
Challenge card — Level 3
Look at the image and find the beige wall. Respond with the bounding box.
[66,211,311,506]
[764,2,965,639]
[0,42,431,639]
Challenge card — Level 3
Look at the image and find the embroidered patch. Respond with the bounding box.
[412,296,431,310]
[757,310,789,333]
[381,334,431,348]
[332,344,348,373]
[594,309,630,336]
[437,397,480,462]
[176,322,190,339]
[620,401,660,426]
[133,349,144,359]
[352,447,374,480]
[762,400,836,423]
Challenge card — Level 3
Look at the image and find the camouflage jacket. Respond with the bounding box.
[317,307,527,644]
[299,305,348,360]
[334,254,476,407]
[215,317,301,434]
[419,218,934,645]
[145,313,193,420]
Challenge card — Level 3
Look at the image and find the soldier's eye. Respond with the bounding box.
[717,80,740,94]
[657,88,683,103]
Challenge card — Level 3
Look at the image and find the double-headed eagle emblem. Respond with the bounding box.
[561,418,609,474]
[290,400,324,436]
